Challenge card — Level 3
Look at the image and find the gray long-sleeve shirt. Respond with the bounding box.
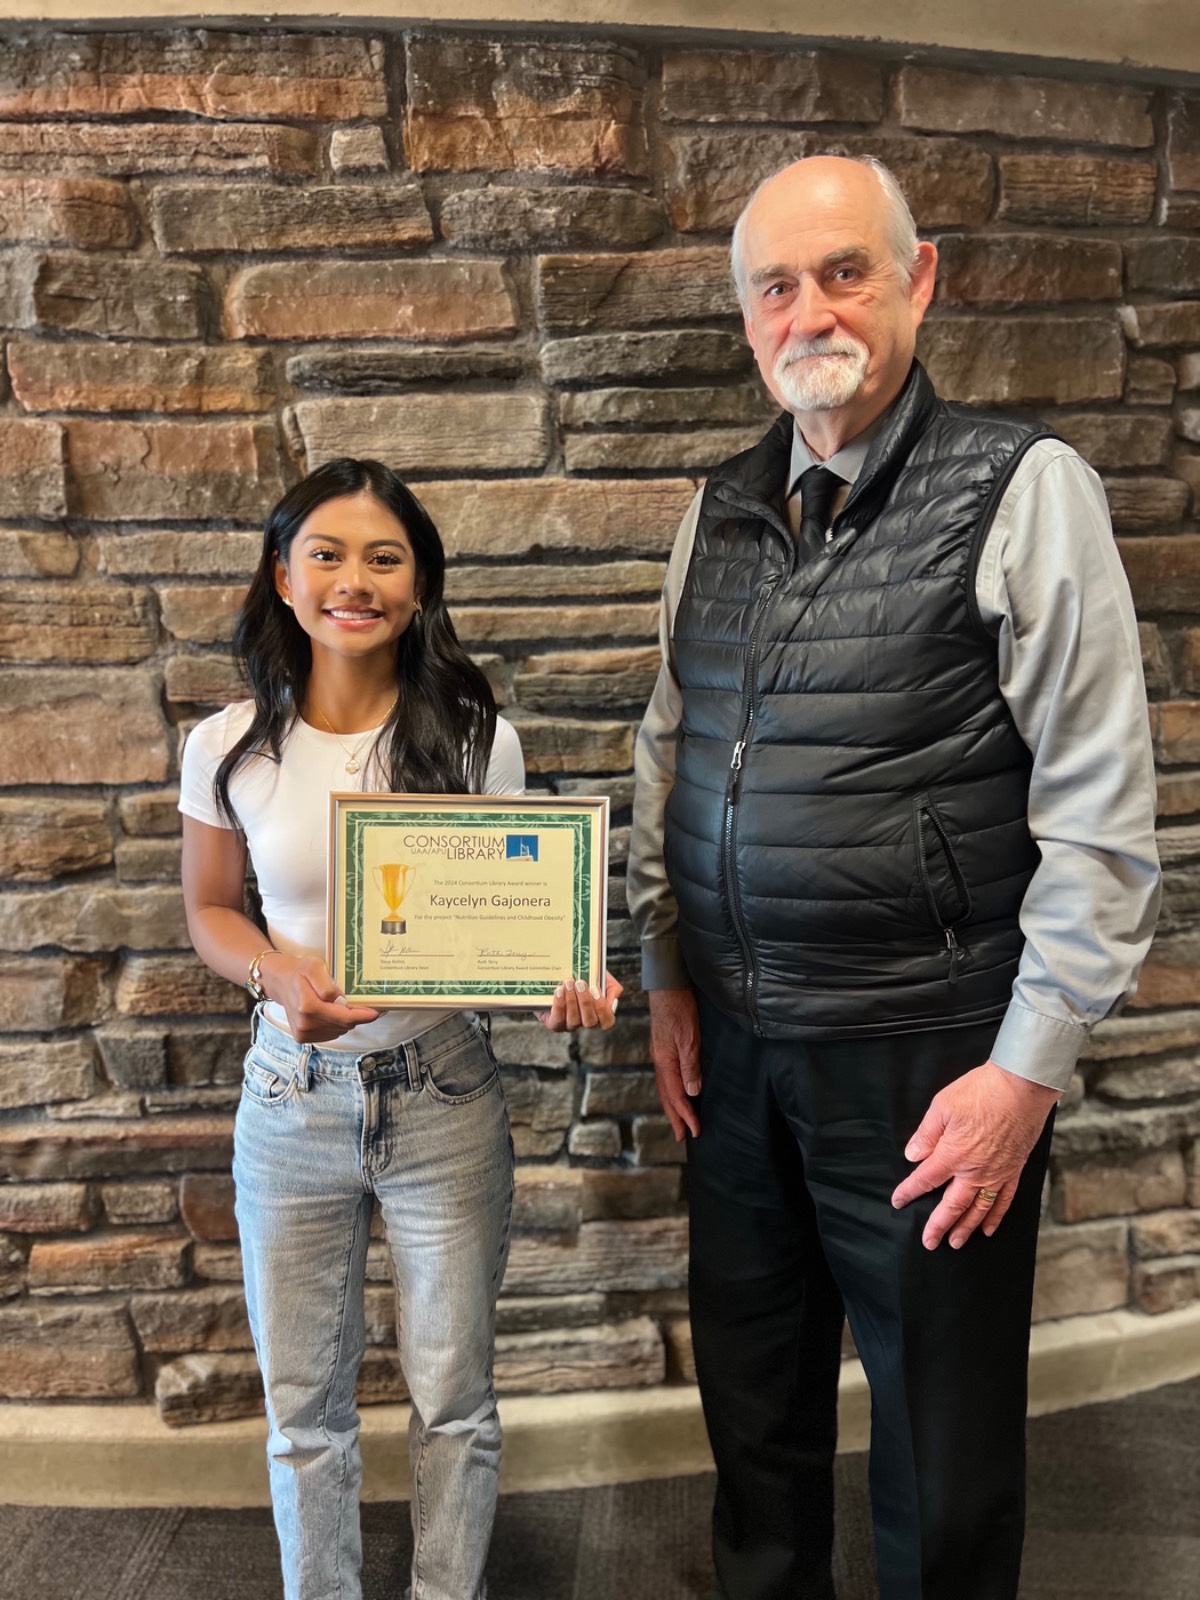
[628,423,1162,1093]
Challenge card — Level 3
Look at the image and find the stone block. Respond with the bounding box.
[454,601,657,647]
[68,419,285,523]
[423,478,695,562]
[538,247,735,332]
[1031,1219,1129,1322]
[179,1172,238,1242]
[661,47,882,124]
[1158,774,1200,818]
[495,1317,663,1394]
[441,185,665,250]
[1125,356,1176,407]
[1166,95,1200,191]
[49,1089,142,1122]
[192,1243,242,1280]
[117,954,248,1018]
[934,235,1121,306]
[568,1121,622,1159]
[28,1229,190,1292]
[0,798,111,880]
[667,131,993,232]
[896,65,1151,145]
[503,1217,687,1294]
[164,655,244,707]
[514,647,661,716]
[0,1301,139,1398]
[101,1180,177,1226]
[1118,537,1200,612]
[559,385,766,429]
[168,1023,248,1087]
[0,1035,95,1110]
[0,417,66,518]
[1152,704,1200,766]
[0,1182,92,1234]
[405,35,648,177]
[1130,1209,1200,1259]
[115,838,183,884]
[1133,1256,1200,1315]
[632,1115,687,1167]
[153,183,431,255]
[0,122,319,178]
[228,258,516,342]
[4,251,207,339]
[100,532,260,579]
[294,394,547,473]
[1091,1053,1200,1102]
[582,1168,680,1221]
[0,177,136,247]
[513,718,634,776]
[287,343,524,392]
[158,585,246,645]
[582,1071,660,1118]
[1120,302,1200,348]
[0,581,156,664]
[1051,413,1173,471]
[1125,237,1200,296]
[565,428,763,473]
[0,1115,233,1180]
[0,1236,27,1298]
[9,340,274,414]
[664,1316,696,1383]
[132,1285,251,1353]
[488,1018,572,1070]
[0,528,78,577]
[1163,195,1200,229]
[543,330,750,385]
[96,1024,168,1089]
[0,31,386,120]
[1052,1148,1186,1223]
[329,124,389,174]
[494,1292,606,1333]
[118,791,182,839]
[1181,357,1200,395]
[1139,623,1170,699]
[0,884,188,953]
[916,316,1124,406]
[1103,477,1191,532]
[996,155,1156,225]
[512,1167,583,1233]
[156,1352,262,1427]
[448,565,664,605]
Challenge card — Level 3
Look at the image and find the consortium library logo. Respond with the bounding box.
[506,835,539,861]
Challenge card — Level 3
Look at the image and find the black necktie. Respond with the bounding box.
[795,465,841,563]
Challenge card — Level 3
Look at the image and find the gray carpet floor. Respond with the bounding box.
[1,1375,1198,1599]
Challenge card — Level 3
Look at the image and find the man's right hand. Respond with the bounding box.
[648,987,702,1141]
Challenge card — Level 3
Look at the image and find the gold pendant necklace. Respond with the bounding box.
[312,700,396,777]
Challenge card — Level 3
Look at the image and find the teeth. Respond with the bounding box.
[329,609,378,620]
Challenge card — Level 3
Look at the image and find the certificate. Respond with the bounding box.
[328,793,609,1008]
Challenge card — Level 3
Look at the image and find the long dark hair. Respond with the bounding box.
[214,458,496,824]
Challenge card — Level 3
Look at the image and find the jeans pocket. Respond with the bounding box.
[422,1026,500,1106]
[241,1048,298,1108]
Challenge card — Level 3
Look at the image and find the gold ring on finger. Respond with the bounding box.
[977,1188,999,1206]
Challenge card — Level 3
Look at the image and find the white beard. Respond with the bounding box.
[772,335,870,412]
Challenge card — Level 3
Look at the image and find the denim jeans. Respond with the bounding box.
[233,1006,515,1600]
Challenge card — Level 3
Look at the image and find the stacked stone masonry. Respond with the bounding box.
[0,26,1197,1423]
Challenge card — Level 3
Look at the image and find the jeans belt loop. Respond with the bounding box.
[403,1039,421,1094]
[297,1043,313,1093]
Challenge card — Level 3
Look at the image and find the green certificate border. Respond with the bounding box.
[328,793,609,1007]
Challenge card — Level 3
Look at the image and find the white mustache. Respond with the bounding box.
[777,337,867,366]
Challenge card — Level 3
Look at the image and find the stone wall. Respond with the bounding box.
[0,26,1197,1424]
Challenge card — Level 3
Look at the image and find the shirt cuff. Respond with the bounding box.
[641,935,691,992]
[989,1001,1090,1094]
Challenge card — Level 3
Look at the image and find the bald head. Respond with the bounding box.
[731,156,920,304]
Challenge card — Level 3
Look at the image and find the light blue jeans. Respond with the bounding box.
[233,1006,514,1600]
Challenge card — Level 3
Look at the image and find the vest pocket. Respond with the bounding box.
[913,793,973,968]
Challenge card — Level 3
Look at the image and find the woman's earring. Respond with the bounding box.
[281,596,294,609]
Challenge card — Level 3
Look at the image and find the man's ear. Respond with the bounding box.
[909,239,939,328]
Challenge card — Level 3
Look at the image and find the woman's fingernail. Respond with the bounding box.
[554,984,564,999]
[611,997,620,1014]
[575,979,588,994]
[590,984,602,999]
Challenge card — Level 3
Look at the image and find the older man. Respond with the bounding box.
[628,155,1160,1600]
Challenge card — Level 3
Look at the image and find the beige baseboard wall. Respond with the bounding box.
[3,1303,1199,1508]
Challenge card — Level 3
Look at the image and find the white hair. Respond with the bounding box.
[729,155,921,304]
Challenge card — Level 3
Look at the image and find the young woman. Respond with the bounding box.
[180,458,619,1600]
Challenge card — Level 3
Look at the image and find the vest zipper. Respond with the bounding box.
[917,799,972,981]
[723,579,780,1032]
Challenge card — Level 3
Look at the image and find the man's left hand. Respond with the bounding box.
[891,1061,1060,1251]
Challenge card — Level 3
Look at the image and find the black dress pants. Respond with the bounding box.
[687,996,1054,1600]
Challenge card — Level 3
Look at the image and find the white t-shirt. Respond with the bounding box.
[179,701,525,1050]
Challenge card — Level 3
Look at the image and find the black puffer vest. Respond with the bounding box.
[664,362,1052,1038]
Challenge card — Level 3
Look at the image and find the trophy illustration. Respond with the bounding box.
[372,862,415,935]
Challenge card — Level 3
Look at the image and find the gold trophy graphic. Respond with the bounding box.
[372,862,414,935]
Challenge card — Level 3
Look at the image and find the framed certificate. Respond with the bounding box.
[328,793,609,1008]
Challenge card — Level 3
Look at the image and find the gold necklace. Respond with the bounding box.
[312,699,396,776]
